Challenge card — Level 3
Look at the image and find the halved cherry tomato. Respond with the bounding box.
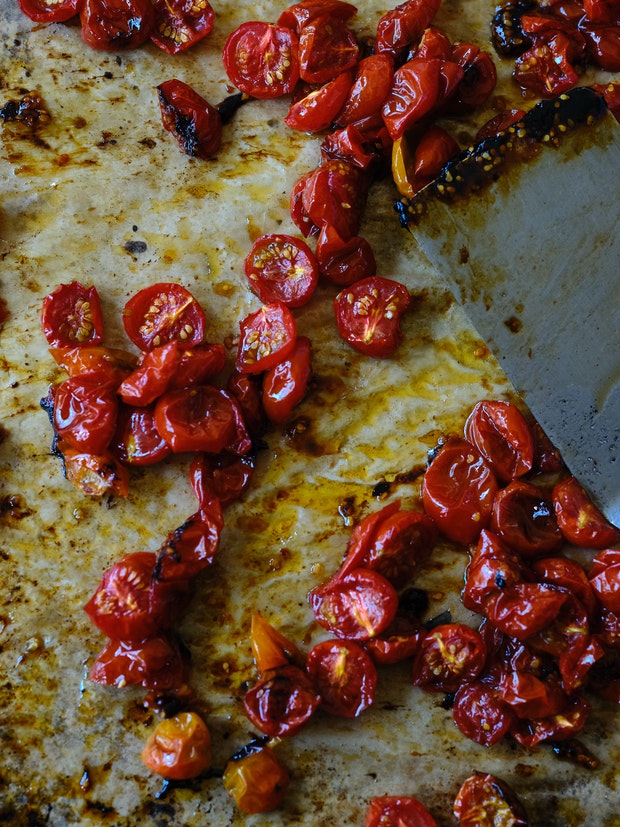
[589,549,620,611]
[591,81,620,120]
[41,281,104,348]
[422,437,498,545]
[53,372,118,455]
[452,681,516,746]
[18,0,81,22]
[579,20,620,71]
[142,711,211,780]
[490,480,564,557]
[448,46,497,111]
[155,504,223,581]
[50,344,136,383]
[412,124,459,180]
[60,444,130,498]
[190,451,255,508]
[334,276,411,358]
[277,0,357,33]
[168,342,227,389]
[320,123,388,170]
[316,225,377,286]
[412,623,486,693]
[301,159,370,240]
[157,79,222,160]
[365,795,438,827]
[363,613,424,665]
[309,566,399,640]
[584,0,620,22]
[223,21,300,99]
[336,54,394,126]
[306,638,377,717]
[243,664,321,737]
[80,0,154,51]
[285,71,354,133]
[375,0,442,58]
[226,371,268,438]
[298,15,359,84]
[151,0,214,55]
[250,611,304,673]
[412,25,452,61]
[510,694,591,747]
[244,234,319,308]
[464,399,534,481]
[236,303,297,374]
[558,633,604,692]
[514,35,579,96]
[89,633,189,690]
[118,341,179,406]
[122,282,206,352]
[485,582,567,640]
[84,551,191,640]
[290,170,319,237]
[531,555,597,619]
[453,772,528,827]
[475,108,526,141]
[112,404,172,466]
[461,529,525,613]
[552,476,620,549]
[262,335,312,424]
[223,744,290,814]
[498,669,568,719]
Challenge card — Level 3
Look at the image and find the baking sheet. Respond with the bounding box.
[1,1,619,825]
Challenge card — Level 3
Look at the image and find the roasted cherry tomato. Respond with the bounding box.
[285,70,354,133]
[250,611,304,674]
[464,399,534,481]
[452,680,516,746]
[579,20,620,71]
[461,529,525,613]
[223,744,290,814]
[413,24,453,60]
[498,668,568,720]
[226,371,268,438]
[485,582,567,640]
[321,121,390,170]
[243,664,321,737]
[278,0,357,33]
[337,54,394,126]
[510,694,591,747]
[412,623,487,693]
[80,0,154,50]
[118,341,179,406]
[306,639,378,718]
[363,613,424,665]
[50,344,136,383]
[589,549,620,611]
[89,633,189,690]
[453,772,528,827]
[53,372,118,455]
[532,555,597,619]
[514,35,579,96]
[375,0,442,58]
[422,437,498,545]
[236,303,297,374]
[168,342,227,389]
[244,234,319,308]
[591,81,620,120]
[60,444,130,498]
[84,551,190,640]
[298,15,359,84]
[300,159,370,240]
[122,282,206,352]
[552,476,620,549]
[262,335,312,424]
[190,451,255,508]
[155,504,224,581]
[448,46,497,111]
[475,108,526,141]
[157,79,222,160]
[41,281,104,348]
[490,480,564,557]
[309,566,399,640]
[392,125,460,197]
[151,0,214,54]
[141,711,211,780]
[316,224,377,286]
[334,276,411,359]
[18,0,81,22]
[112,404,172,466]
[223,21,300,99]
[365,795,438,827]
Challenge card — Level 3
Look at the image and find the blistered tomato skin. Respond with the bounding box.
[223,745,290,814]
[464,399,534,481]
[141,712,211,780]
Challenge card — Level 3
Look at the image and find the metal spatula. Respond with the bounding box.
[400,88,620,525]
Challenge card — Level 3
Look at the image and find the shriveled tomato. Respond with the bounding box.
[306,639,378,718]
[118,341,179,406]
[510,694,591,747]
[157,79,222,159]
[223,21,300,99]
[60,444,130,498]
[298,15,359,84]
[226,371,268,438]
[422,437,498,545]
[262,335,312,424]
[558,633,605,692]
[336,53,394,125]
[552,476,620,549]
[514,35,579,96]
[486,582,567,640]
[499,668,569,720]
[334,276,411,358]
[84,551,190,640]
[168,342,227,389]
[531,555,597,618]
[453,772,528,827]
[320,123,388,170]
[236,303,297,374]
[363,613,424,665]
[89,633,189,690]
[50,344,136,383]
[412,124,459,181]
[413,25,452,61]
[591,81,620,120]
[80,0,154,51]
[112,404,172,466]
[53,372,118,455]
[155,504,223,581]
[190,451,255,508]
[375,0,442,58]
[316,224,377,286]
[244,234,318,308]
[490,480,564,557]
[530,420,566,474]
[223,744,290,814]
[365,795,438,827]
[452,681,516,746]
[464,399,534,481]
[18,0,81,22]
[448,46,497,111]
[301,159,370,241]
[250,611,304,673]
[412,623,486,693]
[278,0,357,33]
[243,664,321,737]
[122,282,206,352]
[589,549,620,611]
[41,281,104,348]
[151,0,214,54]
[142,711,211,780]
[461,529,525,613]
[475,108,526,140]
[309,567,399,640]
[579,20,620,71]
[285,71,354,133]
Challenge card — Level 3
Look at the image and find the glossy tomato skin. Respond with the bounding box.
[278,0,357,33]
[316,224,377,286]
[306,639,378,717]
[168,342,227,390]
[285,70,354,133]
[532,555,597,619]
[485,581,567,640]
[298,15,359,84]
[301,159,370,240]
[151,0,214,54]
[53,372,118,455]
[452,680,516,746]
[262,335,312,424]
[363,613,424,665]
[41,281,104,348]
[464,399,534,481]
[514,36,579,96]
[18,0,81,23]
[589,549,620,611]
[157,79,222,159]
[552,476,620,549]
[190,451,255,508]
[412,623,487,693]
[376,0,442,59]
[50,344,136,384]
[244,234,319,308]
[118,341,179,407]
[236,303,297,374]
[155,504,224,581]
[112,404,172,466]
[336,54,395,126]
[490,480,564,557]
[462,529,526,614]
[453,772,528,827]
[142,711,211,780]
[223,22,300,99]
[422,437,498,545]
[243,664,321,737]
[122,283,206,352]
[448,46,497,112]
[250,611,304,674]
[334,276,411,358]
[89,633,189,690]
[365,795,438,827]
[60,443,130,498]
[223,744,290,814]
[80,0,154,50]
[510,694,591,747]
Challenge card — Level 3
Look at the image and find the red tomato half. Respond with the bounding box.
[244,234,318,308]
[306,639,378,717]
[236,303,297,374]
[301,159,370,240]
[490,480,564,557]
[80,0,154,50]
[112,404,172,466]
[285,71,354,133]
[589,549,620,611]
[118,341,179,406]
[262,335,312,424]
[169,342,227,389]
[223,22,300,99]
[552,476,620,549]
[122,282,206,352]
[50,345,136,383]
[157,79,222,160]
[412,623,487,693]
[53,372,118,455]
[278,0,358,33]
[452,681,516,746]
[334,276,411,358]
[375,0,442,58]
[155,505,224,581]
[336,54,395,126]
[151,0,214,54]
[41,281,104,348]
[243,664,321,737]
[18,0,81,22]
[453,772,529,827]
[514,36,579,97]
[316,225,377,286]
[89,633,189,690]
[298,15,359,84]
[190,451,256,508]
[486,582,567,640]
[464,399,534,481]
[461,529,525,613]
[365,796,438,827]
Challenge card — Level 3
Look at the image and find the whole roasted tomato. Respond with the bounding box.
[157,79,222,159]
